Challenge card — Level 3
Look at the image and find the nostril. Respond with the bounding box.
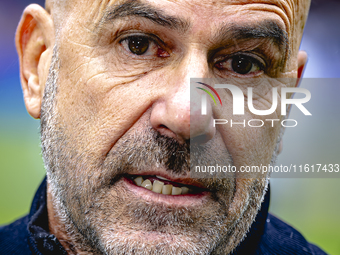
[157,124,170,134]
[155,124,187,144]
[156,124,176,138]
[159,124,168,129]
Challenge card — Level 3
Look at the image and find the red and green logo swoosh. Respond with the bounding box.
[196,82,222,106]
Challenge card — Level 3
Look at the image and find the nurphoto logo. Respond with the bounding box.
[196,82,311,128]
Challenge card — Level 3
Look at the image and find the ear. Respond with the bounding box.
[16,4,54,119]
[295,50,308,87]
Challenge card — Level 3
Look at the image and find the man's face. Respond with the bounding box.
[35,0,307,254]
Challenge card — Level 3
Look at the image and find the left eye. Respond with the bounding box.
[215,55,264,75]
[120,35,169,57]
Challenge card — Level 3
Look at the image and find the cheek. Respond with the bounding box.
[215,79,286,172]
[218,123,280,173]
[216,93,282,173]
[55,53,172,159]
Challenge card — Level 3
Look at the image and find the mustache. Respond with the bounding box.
[105,127,218,175]
[103,127,233,193]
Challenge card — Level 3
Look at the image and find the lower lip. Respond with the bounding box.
[123,177,210,206]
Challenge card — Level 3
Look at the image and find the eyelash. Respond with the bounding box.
[214,54,266,76]
[119,35,170,58]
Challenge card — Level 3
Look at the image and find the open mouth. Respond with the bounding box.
[125,175,208,196]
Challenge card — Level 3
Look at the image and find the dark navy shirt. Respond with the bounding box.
[0,177,327,254]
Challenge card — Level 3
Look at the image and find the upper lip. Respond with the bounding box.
[126,170,208,190]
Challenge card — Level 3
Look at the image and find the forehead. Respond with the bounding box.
[61,0,301,29]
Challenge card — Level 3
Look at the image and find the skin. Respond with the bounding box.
[16,0,310,254]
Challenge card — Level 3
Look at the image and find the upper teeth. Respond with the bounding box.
[141,179,152,190]
[156,175,171,181]
[133,176,190,195]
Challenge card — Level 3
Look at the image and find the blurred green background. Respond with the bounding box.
[1,0,340,254]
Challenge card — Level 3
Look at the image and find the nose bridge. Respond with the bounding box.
[182,47,210,84]
[168,47,209,123]
[150,47,216,143]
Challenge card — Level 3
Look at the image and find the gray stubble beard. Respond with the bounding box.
[40,45,271,255]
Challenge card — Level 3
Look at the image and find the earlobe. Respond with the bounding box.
[16,4,54,119]
[26,75,41,119]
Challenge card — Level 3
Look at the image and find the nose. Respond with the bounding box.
[150,48,215,144]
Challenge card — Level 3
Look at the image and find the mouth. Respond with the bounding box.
[125,174,209,196]
[120,170,212,206]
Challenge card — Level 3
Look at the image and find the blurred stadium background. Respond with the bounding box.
[1,0,340,254]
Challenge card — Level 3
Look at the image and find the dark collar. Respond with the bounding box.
[232,185,270,254]
[27,177,67,255]
[27,177,270,255]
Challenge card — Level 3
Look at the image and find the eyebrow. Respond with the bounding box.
[99,0,190,32]
[215,21,290,60]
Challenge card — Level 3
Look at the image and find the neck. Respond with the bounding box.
[47,184,98,255]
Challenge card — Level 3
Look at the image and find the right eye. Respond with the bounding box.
[120,35,170,57]
[215,54,265,76]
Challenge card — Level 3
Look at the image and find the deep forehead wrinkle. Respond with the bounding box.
[98,0,191,32]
